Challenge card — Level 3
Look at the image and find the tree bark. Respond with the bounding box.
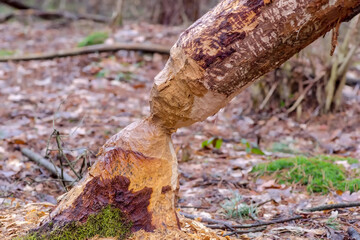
[38,0,360,237]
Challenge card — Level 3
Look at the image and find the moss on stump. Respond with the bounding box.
[21,206,132,240]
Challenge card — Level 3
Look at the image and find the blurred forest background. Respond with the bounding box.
[0,0,219,25]
[1,1,360,239]
[1,0,359,116]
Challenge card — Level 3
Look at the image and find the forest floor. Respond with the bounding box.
[1,20,360,240]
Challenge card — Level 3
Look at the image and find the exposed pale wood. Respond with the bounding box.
[46,120,180,232]
[150,0,360,131]
[0,43,171,62]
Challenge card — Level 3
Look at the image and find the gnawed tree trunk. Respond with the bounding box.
[35,0,359,238]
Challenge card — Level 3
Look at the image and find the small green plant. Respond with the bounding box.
[21,206,132,240]
[241,139,264,155]
[0,49,15,56]
[326,211,340,230]
[252,156,359,193]
[202,137,223,149]
[270,142,299,154]
[96,69,109,78]
[78,32,108,47]
[221,193,257,219]
[115,72,134,82]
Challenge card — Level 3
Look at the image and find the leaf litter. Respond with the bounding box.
[0,20,360,239]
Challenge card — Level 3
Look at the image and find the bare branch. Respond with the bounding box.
[21,148,76,183]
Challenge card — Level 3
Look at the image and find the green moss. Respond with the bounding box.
[316,155,358,164]
[77,32,108,47]
[252,155,359,193]
[0,49,15,56]
[21,206,132,240]
[339,179,360,193]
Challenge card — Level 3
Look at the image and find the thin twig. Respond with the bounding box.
[178,205,210,209]
[181,201,360,232]
[302,202,360,212]
[207,216,303,229]
[21,148,75,183]
[254,199,273,208]
[179,212,233,225]
[223,226,267,237]
[58,148,67,190]
[0,9,110,24]
[54,130,81,180]
[287,74,324,114]
[259,81,279,110]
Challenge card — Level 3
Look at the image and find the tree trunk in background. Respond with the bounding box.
[38,0,360,236]
[110,0,124,28]
[152,0,200,25]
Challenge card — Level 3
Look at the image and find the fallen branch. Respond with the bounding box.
[348,227,360,240]
[0,42,171,62]
[178,205,210,209]
[287,73,324,114]
[223,227,267,237]
[207,216,304,229]
[181,201,360,232]
[179,211,303,230]
[0,0,35,10]
[0,9,109,24]
[179,212,233,226]
[21,148,75,183]
[0,0,109,23]
[302,202,360,212]
[259,81,279,110]
[346,77,360,85]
